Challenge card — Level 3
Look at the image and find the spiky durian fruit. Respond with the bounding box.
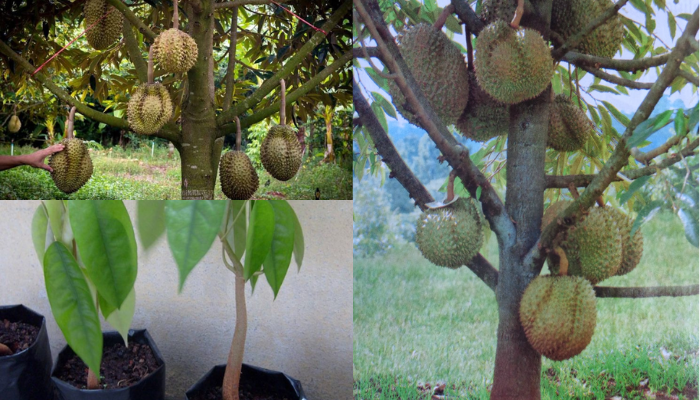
[219,151,259,200]
[548,207,622,284]
[84,0,123,50]
[387,24,469,127]
[127,83,173,135]
[475,20,553,104]
[152,28,198,74]
[479,0,518,24]
[415,197,485,268]
[551,0,624,58]
[456,71,510,142]
[611,209,644,276]
[548,95,594,151]
[260,125,302,181]
[49,139,93,194]
[519,275,597,361]
[8,115,21,133]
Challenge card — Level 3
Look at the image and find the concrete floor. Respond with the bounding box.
[0,200,353,399]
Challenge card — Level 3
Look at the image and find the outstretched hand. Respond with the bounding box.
[24,144,65,172]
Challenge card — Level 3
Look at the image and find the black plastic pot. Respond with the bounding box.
[0,304,54,400]
[52,329,165,400]
[185,363,308,400]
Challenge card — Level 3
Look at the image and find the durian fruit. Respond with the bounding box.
[456,71,510,142]
[49,107,93,194]
[8,115,21,133]
[152,28,198,74]
[415,197,485,268]
[548,95,594,151]
[84,0,123,50]
[260,125,302,181]
[611,209,644,276]
[475,20,553,104]
[519,275,597,361]
[387,24,469,127]
[551,0,624,58]
[219,151,259,200]
[479,0,518,25]
[548,207,622,284]
[127,83,173,135]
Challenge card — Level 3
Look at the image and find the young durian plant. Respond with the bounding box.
[136,200,304,400]
[30,200,139,389]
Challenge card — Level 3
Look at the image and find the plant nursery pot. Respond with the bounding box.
[185,363,308,400]
[0,304,54,400]
[52,329,165,400]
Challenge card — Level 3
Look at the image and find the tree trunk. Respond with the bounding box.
[490,96,549,400]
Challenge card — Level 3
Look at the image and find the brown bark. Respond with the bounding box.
[222,273,247,400]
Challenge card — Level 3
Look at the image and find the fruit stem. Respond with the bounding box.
[66,106,76,140]
[595,196,605,208]
[235,116,241,152]
[279,79,286,125]
[432,4,454,30]
[553,247,569,276]
[172,0,179,29]
[445,169,457,203]
[0,342,13,356]
[510,0,525,29]
[147,47,154,84]
[466,29,473,71]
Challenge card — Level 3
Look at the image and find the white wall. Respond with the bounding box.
[0,200,353,400]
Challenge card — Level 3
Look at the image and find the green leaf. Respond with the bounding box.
[627,110,674,149]
[165,200,227,291]
[372,92,397,119]
[674,108,687,136]
[631,200,664,235]
[44,200,68,245]
[136,201,166,250]
[43,241,102,374]
[667,12,676,39]
[678,207,699,247]
[99,288,135,346]
[619,175,651,205]
[445,14,462,34]
[244,200,275,280]
[263,201,297,298]
[686,103,699,132]
[589,84,619,94]
[290,205,304,271]
[226,200,248,261]
[371,101,388,133]
[365,67,388,92]
[602,101,630,126]
[68,201,137,310]
[475,186,482,200]
[32,205,49,262]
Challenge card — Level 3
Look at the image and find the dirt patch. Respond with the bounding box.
[193,375,299,400]
[0,318,39,355]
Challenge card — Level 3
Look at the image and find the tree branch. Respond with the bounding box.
[122,18,148,83]
[215,0,284,9]
[678,69,699,87]
[221,50,351,134]
[355,0,516,246]
[450,0,485,35]
[545,138,699,188]
[581,66,654,89]
[562,50,691,72]
[630,134,684,163]
[353,79,434,210]
[527,8,699,268]
[107,0,157,40]
[594,284,699,298]
[465,254,499,292]
[222,7,238,112]
[552,0,628,60]
[353,46,381,59]
[0,39,129,130]
[216,0,351,126]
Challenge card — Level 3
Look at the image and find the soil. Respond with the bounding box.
[54,341,160,389]
[193,379,297,400]
[0,318,39,355]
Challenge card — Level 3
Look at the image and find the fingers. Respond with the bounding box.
[47,144,65,154]
[38,163,53,172]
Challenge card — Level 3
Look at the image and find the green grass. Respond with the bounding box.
[354,211,699,399]
[0,144,351,199]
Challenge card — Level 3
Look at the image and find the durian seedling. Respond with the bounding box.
[260,79,303,181]
[426,170,460,209]
[152,0,198,74]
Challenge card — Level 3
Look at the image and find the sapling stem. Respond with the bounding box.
[0,342,12,356]
[222,265,247,400]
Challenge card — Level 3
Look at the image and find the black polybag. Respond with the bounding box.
[185,363,308,400]
[0,304,54,400]
[52,329,165,400]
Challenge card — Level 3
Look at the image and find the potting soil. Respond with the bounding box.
[0,318,39,355]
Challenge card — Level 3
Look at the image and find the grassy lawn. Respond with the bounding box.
[354,211,699,399]
[0,144,352,199]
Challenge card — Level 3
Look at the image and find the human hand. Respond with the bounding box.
[22,144,65,172]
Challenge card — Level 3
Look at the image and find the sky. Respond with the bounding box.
[355,0,699,131]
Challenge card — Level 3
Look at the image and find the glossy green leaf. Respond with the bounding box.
[137,201,166,250]
[371,101,388,133]
[43,241,102,374]
[68,201,137,310]
[686,103,699,132]
[165,200,227,291]
[619,175,651,205]
[372,91,397,119]
[668,11,676,39]
[244,201,275,280]
[678,207,699,247]
[589,84,619,94]
[289,204,304,271]
[225,200,248,262]
[602,100,630,126]
[44,200,68,245]
[99,288,135,346]
[31,205,48,262]
[631,200,664,236]
[627,110,674,148]
[263,201,297,298]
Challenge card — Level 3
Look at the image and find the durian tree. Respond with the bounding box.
[353,0,699,398]
[0,0,351,199]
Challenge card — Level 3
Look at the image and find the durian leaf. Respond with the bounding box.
[43,241,102,375]
[32,205,49,263]
[43,200,67,245]
[686,103,699,132]
[371,101,388,133]
[444,14,462,34]
[602,101,630,126]
[99,287,135,346]
[668,11,676,39]
[631,200,664,236]
[619,175,651,205]
[674,108,687,136]
[165,200,227,292]
[225,200,247,262]
[244,200,275,280]
[68,201,137,310]
[678,207,699,247]
[589,84,619,94]
[137,200,166,250]
[262,201,297,298]
[627,110,674,148]
[372,91,397,119]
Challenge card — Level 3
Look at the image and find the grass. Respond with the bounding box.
[0,144,351,199]
[354,211,699,399]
